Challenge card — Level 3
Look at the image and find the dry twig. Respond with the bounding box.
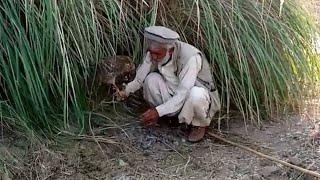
[207,132,320,178]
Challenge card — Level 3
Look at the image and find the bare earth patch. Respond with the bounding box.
[1,99,319,180]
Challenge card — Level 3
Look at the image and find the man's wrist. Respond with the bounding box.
[124,86,131,96]
[155,105,166,117]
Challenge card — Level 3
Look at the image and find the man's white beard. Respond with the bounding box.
[159,51,171,65]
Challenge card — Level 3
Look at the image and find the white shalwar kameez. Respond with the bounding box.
[125,52,212,127]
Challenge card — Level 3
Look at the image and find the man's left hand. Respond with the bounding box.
[140,107,159,125]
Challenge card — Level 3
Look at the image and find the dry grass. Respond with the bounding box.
[1,101,320,179]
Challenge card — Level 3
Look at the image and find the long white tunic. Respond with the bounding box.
[125,51,204,117]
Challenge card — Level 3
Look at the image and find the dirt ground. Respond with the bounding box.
[1,1,320,179]
[1,96,320,180]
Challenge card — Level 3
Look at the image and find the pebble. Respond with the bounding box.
[266,131,273,135]
[118,159,128,167]
[140,135,156,150]
[260,166,280,177]
[250,174,262,180]
[239,174,250,180]
[308,164,318,171]
[288,157,302,166]
[304,174,318,180]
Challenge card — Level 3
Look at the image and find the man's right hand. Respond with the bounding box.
[116,90,128,101]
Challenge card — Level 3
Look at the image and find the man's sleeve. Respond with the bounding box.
[155,54,202,117]
[125,52,152,96]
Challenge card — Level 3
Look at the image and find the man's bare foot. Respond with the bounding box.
[187,126,207,142]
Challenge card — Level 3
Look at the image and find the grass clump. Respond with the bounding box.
[0,0,319,136]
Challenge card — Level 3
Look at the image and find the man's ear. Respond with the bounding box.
[168,47,175,55]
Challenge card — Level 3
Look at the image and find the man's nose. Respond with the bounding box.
[151,55,157,60]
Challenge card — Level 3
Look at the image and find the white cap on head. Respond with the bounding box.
[144,26,180,44]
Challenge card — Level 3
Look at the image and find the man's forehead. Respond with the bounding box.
[146,39,167,49]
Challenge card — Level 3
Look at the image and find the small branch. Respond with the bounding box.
[207,132,320,178]
[88,112,106,156]
[60,130,118,145]
[159,139,186,159]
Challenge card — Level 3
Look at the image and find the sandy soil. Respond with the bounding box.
[1,96,319,180]
[1,2,320,178]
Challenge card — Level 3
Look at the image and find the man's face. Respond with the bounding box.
[148,46,167,63]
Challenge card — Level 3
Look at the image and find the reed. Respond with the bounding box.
[0,0,318,136]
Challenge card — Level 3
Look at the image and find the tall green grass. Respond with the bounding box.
[0,0,319,136]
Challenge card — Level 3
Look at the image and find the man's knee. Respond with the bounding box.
[187,87,210,119]
[144,73,162,88]
[143,72,165,95]
[143,73,167,106]
[188,87,208,106]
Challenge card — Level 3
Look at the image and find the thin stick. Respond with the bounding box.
[207,132,320,178]
[60,130,118,144]
[88,112,105,156]
[160,139,186,159]
[183,155,191,174]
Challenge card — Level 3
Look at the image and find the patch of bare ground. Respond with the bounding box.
[1,96,319,180]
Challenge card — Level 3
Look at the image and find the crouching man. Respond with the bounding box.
[117,26,221,142]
